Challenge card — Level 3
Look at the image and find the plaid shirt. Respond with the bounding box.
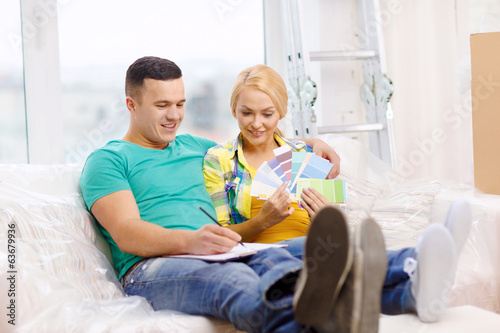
[203,133,310,226]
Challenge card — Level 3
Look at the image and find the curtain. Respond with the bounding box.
[382,0,473,184]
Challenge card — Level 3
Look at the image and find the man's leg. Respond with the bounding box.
[122,249,304,333]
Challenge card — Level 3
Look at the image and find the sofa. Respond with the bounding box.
[1,134,500,332]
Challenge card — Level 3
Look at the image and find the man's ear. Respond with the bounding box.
[126,96,136,113]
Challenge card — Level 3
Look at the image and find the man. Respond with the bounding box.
[80,56,470,332]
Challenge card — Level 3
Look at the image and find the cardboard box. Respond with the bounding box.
[470,32,500,195]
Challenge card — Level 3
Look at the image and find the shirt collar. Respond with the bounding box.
[227,134,241,159]
[230,132,307,159]
[273,133,307,151]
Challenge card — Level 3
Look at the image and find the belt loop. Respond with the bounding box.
[121,259,145,285]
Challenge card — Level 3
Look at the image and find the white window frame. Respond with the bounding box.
[21,0,64,163]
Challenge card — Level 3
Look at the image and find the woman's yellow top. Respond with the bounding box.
[248,166,310,243]
[203,133,312,243]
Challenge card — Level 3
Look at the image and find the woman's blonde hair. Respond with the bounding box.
[230,64,288,136]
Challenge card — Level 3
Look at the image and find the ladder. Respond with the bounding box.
[282,0,397,169]
[282,0,318,139]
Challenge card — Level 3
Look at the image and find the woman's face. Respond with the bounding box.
[235,87,281,149]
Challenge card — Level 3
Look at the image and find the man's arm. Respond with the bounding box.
[91,190,241,257]
[298,137,340,179]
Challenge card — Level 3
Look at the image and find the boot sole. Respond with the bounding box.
[293,206,353,326]
[353,218,388,333]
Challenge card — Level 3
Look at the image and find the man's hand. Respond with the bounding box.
[299,138,340,178]
[310,139,340,178]
[188,224,242,255]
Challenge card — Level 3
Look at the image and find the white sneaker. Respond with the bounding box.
[408,224,456,323]
[443,198,472,256]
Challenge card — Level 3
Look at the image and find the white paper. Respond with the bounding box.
[166,243,287,261]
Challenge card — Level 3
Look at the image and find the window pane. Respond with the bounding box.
[58,0,264,164]
[0,1,27,163]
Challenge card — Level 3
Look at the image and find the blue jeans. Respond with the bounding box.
[123,238,417,332]
[278,237,417,315]
[122,247,305,333]
[277,236,306,260]
[382,248,417,315]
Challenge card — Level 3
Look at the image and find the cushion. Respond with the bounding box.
[0,181,124,303]
[0,164,240,332]
[342,175,441,250]
[0,166,123,330]
[317,133,441,250]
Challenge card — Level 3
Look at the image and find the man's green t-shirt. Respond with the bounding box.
[79,134,218,279]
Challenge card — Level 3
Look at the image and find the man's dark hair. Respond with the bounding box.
[125,56,183,100]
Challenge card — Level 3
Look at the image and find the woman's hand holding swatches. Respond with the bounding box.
[299,187,332,218]
[257,182,295,228]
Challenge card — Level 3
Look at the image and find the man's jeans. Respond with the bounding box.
[278,237,417,315]
[123,247,305,333]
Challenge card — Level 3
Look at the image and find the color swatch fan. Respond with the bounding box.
[250,147,346,204]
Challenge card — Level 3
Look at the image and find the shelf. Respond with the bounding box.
[310,50,377,61]
[318,123,385,134]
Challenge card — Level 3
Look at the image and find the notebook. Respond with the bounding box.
[165,243,288,261]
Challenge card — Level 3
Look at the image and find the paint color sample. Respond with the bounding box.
[268,157,288,185]
[250,151,345,203]
[290,152,309,188]
[254,162,283,188]
[296,179,346,203]
[274,148,293,181]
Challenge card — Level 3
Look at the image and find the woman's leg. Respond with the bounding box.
[277,236,305,260]
[381,248,417,315]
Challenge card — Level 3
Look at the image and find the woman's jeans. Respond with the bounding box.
[123,247,305,333]
[278,237,417,315]
[382,247,417,315]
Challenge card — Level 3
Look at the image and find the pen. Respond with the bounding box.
[199,206,246,248]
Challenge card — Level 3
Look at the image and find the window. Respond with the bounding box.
[57,0,265,164]
[0,1,27,163]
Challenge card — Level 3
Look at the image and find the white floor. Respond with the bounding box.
[380,306,500,332]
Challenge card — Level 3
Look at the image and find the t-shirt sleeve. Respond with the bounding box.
[192,135,217,152]
[79,149,132,211]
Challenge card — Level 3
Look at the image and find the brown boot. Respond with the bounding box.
[329,217,387,333]
[293,206,352,326]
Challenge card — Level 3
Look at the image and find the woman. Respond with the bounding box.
[202,64,471,322]
[202,64,331,244]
